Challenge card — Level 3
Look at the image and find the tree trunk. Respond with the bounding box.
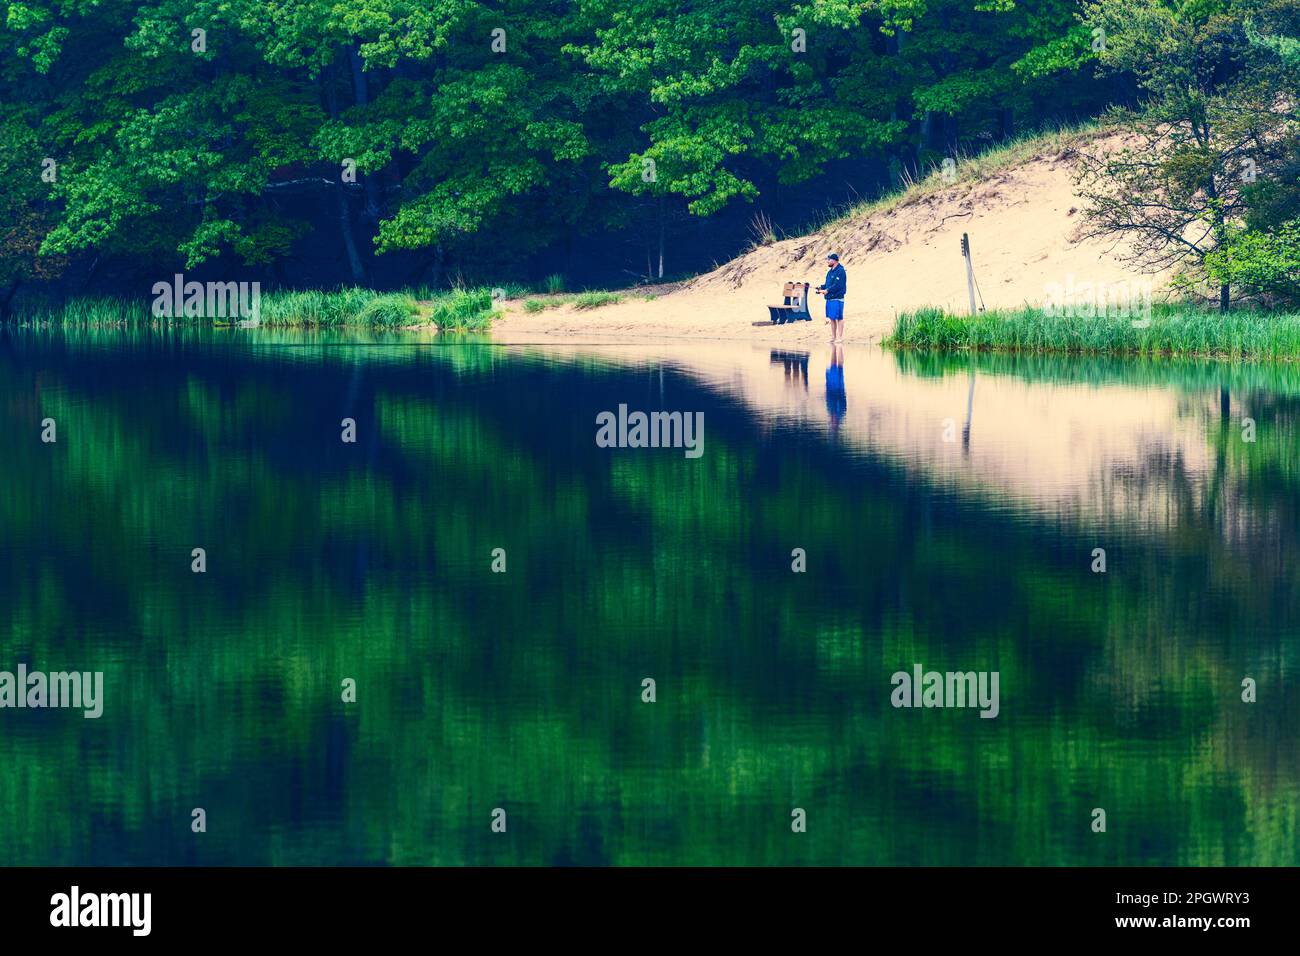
[348,46,383,226]
[922,112,940,151]
[325,69,367,284]
[77,255,99,295]
[336,184,366,284]
[1203,160,1229,315]
[425,245,444,289]
[657,197,665,280]
[348,45,368,107]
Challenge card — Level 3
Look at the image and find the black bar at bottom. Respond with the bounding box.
[0,866,1284,941]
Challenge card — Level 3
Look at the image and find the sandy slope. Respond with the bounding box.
[493,135,1166,345]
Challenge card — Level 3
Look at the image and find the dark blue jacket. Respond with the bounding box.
[820,264,847,300]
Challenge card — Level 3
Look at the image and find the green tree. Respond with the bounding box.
[1076,0,1296,311]
[0,112,68,317]
[1204,1,1300,304]
[1,0,1106,293]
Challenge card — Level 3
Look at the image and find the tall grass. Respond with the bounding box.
[425,289,495,330]
[12,287,498,330]
[259,288,393,325]
[12,296,153,325]
[747,210,778,250]
[887,305,1300,360]
[263,287,494,329]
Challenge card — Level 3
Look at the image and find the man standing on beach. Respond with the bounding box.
[816,253,847,343]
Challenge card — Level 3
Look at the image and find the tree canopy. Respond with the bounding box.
[1,1,1107,299]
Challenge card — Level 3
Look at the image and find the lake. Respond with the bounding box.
[1,327,1296,865]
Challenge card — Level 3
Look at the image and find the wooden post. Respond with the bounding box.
[962,233,977,316]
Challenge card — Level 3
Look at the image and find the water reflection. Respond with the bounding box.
[769,349,809,393]
[961,370,974,454]
[0,327,1296,866]
[825,345,846,436]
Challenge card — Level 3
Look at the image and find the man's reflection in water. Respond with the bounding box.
[825,344,846,436]
[769,349,809,391]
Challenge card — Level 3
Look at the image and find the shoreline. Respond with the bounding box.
[489,296,897,346]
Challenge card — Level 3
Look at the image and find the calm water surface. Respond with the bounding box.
[1,328,1297,865]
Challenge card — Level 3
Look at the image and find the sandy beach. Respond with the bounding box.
[493,136,1168,345]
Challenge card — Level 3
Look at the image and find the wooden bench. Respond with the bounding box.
[768,281,812,324]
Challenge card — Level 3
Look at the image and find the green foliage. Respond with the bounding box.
[1074,0,1300,308]
[0,0,1107,290]
[0,107,67,304]
[1205,220,1300,301]
[1247,11,1300,65]
[1012,24,1096,78]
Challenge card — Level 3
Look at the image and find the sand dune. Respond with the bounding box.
[493,134,1167,345]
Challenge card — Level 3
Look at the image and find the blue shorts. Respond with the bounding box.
[826,299,844,321]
